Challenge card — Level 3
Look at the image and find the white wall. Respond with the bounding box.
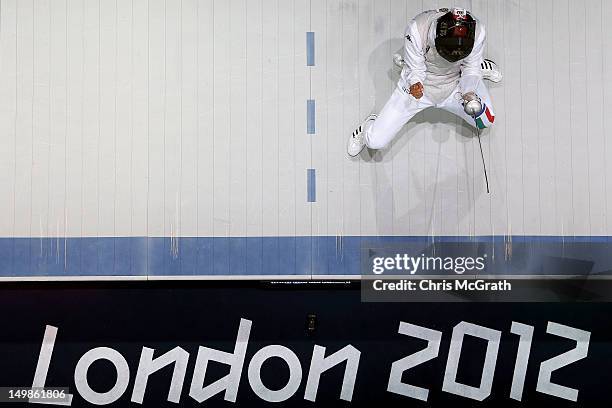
[1,0,611,239]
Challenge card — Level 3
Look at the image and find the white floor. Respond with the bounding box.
[0,0,611,243]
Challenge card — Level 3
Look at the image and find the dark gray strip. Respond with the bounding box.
[307,99,316,134]
[306,32,315,66]
[307,169,316,203]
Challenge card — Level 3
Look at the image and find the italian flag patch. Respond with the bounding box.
[475,104,495,129]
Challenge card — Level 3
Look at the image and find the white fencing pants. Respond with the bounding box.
[364,79,495,150]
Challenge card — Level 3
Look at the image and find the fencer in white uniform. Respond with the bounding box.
[348,8,501,157]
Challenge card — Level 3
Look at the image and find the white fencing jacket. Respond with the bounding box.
[399,9,485,104]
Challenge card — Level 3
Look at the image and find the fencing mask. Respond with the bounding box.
[435,8,477,63]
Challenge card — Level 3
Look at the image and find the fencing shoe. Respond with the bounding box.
[347,114,377,157]
[481,59,503,83]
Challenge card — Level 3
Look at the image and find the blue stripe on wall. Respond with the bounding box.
[307,99,316,134]
[307,169,316,203]
[306,32,315,66]
[2,236,612,277]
